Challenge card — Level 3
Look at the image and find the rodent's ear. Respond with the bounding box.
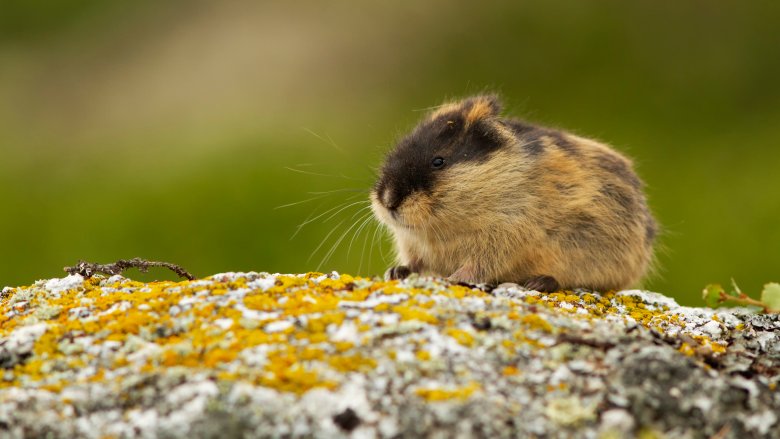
[428,94,503,126]
[463,95,502,127]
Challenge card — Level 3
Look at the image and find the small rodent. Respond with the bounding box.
[370,95,657,292]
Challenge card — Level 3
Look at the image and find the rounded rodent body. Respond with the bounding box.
[370,95,657,292]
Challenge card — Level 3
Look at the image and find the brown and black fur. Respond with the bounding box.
[371,95,657,292]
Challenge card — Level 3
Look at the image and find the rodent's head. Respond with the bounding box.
[371,95,517,233]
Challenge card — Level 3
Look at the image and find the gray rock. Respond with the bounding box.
[0,272,779,438]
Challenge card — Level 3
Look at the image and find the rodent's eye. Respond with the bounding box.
[431,157,445,169]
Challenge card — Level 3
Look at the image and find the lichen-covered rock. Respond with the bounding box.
[1,273,779,438]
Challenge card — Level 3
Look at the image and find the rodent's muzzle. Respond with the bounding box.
[374,182,400,212]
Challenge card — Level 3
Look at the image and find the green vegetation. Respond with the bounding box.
[1,1,779,305]
[703,281,780,313]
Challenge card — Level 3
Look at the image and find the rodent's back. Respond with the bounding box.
[501,123,657,289]
[371,95,657,291]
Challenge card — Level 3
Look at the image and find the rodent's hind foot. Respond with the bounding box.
[448,264,477,285]
[385,265,413,281]
[523,275,560,293]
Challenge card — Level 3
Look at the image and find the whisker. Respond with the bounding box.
[325,133,346,155]
[301,128,378,183]
[322,199,370,223]
[367,220,382,277]
[347,211,375,262]
[411,103,447,113]
[307,188,369,195]
[317,209,373,271]
[363,165,380,180]
[380,226,394,266]
[284,124,384,273]
[358,217,378,275]
[326,208,373,259]
[284,166,365,181]
[289,199,328,240]
[274,193,333,210]
[291,196,366,239]
[302,127,347,155]
[307,217,348,265]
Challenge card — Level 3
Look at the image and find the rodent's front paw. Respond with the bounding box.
[523,275,560,293]
[385,265,412,281]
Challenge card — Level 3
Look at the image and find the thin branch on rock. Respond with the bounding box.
[64,258,195,280]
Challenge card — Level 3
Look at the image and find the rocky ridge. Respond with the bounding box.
[1,272,779,438]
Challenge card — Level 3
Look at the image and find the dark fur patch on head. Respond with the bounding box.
[595,152,641,189]
[376,105,505,209]
[430,112,465,141]
[465,121,504,155]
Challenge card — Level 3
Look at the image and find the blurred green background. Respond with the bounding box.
[1,1,778,305]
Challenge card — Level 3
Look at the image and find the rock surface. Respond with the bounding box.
[1,272,779,438]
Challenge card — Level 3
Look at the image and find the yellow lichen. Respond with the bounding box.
[445,328,475,347]
[391,305,438,324]
[0,271,736,399]
[416,350,432,361]
[678,343,696,357]
[519,314,553,333]
[502,366,520,376]
[415,382,481,402]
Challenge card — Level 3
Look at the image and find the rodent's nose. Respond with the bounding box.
[380,186,400,211]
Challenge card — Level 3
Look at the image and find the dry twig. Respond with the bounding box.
[64,258,195,280]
